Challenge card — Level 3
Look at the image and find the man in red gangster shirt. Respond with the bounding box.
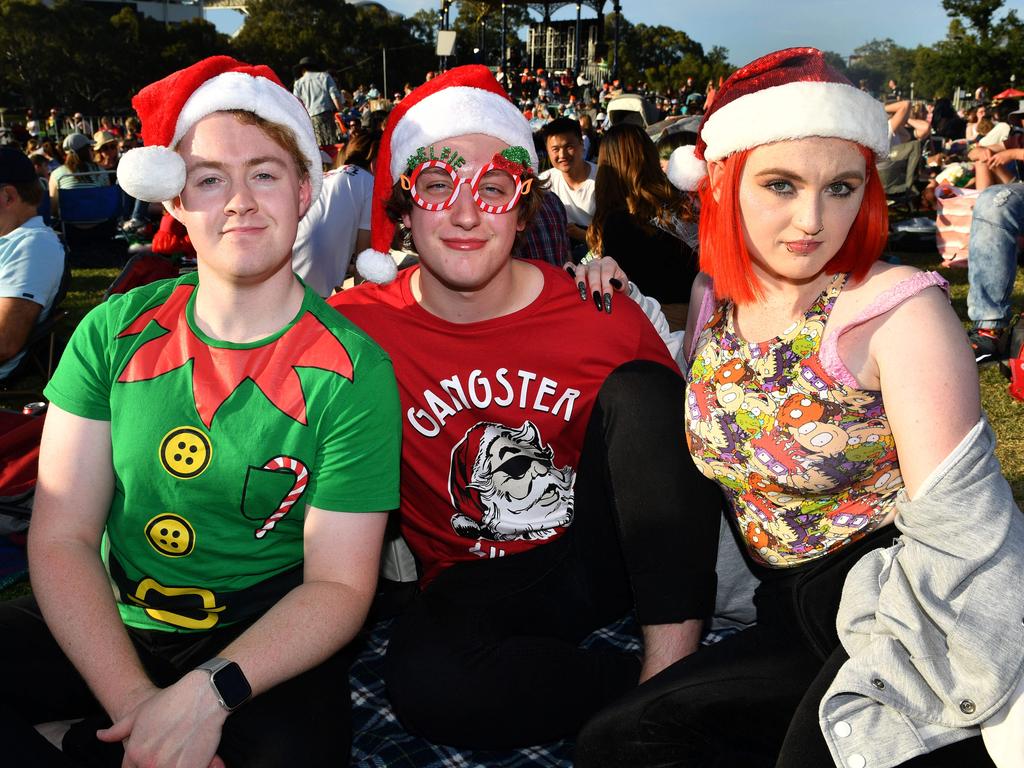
[332,64,722,749]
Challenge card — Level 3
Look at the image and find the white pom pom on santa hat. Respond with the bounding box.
[355,248,398,285]
[117,145,187,204]
[121,55,322,216]
[666,145,707,192]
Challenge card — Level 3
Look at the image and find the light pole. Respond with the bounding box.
[501,2,508,82]
[612,0,621,82]
[574,2,581,74]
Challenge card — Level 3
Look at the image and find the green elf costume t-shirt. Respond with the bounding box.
[45,272,400,633]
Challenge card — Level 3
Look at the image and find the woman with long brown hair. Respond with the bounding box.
[586,122,697,328]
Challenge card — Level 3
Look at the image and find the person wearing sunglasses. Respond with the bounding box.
[330,65,723,750]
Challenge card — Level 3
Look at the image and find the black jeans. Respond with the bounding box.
[384,361,723,749]
[777,645,996,768]
[0,596,354,767]
[575,522,998,767]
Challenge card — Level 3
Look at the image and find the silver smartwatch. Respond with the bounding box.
[195,657,252,712]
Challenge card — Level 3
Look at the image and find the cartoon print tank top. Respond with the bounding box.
[686,273,903,568]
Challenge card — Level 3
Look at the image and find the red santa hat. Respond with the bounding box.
[356,64,538,284]
[117,55,322,214]
[667,47,889,192]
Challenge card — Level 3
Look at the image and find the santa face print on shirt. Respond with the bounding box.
[448,419,575,542]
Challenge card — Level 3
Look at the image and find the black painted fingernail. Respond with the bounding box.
[609,277,623,290]
[604,293,612,313]
[565,264,576,278]
[578,281,587,301]
[593,290,602,311]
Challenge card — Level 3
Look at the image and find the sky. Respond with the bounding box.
[207,0,1024,68]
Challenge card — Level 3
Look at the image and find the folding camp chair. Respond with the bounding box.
[0,409,45,536]
[0,407,46,589]
[56,172,126,264]
[56,172,121,239]
[878,139,923,215]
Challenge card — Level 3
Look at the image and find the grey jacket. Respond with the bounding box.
[819,417,1024,768]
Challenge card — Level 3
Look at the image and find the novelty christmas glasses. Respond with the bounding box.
[401,154,533,214]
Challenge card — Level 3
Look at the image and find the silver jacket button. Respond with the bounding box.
[959,699,976,715]
[870,678,885,690]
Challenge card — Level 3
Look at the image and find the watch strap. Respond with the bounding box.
[196,657,232,675]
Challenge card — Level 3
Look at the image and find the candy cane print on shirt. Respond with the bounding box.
[254,456,309,539]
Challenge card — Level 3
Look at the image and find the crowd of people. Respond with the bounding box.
[0,45,1022,768]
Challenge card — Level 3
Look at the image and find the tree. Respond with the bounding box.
[450,0,530,68]
[599,14,728,93]
[822,50,850,76]
[233,0,436,92]
[627,24,703,73]
[942,0,1006,42]
[233,0,360,82]
[344,3,436,93]
[409,7,443,48]
[0,0,68,111]
[0,0,228,113]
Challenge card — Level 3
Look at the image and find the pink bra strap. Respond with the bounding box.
[819,271,950,388]
[687,279,717,364]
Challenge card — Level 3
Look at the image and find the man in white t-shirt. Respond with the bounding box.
[292,163,373,296]
[0,147,64,380]
[539,117,597,251]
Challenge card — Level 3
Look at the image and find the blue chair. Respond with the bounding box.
[57,183,123,242]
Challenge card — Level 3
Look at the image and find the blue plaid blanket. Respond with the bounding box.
[348,615,642,767]
[348,615,738,767]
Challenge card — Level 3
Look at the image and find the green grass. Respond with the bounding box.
[0,268,118,408]
[2,252,1024,600]
[906,249,1024,502]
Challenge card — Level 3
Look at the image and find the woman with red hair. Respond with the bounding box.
[575,48,1022,768]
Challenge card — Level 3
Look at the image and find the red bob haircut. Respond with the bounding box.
[696,144,888,305]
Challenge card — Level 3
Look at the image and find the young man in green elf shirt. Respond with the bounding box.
[0,56,400,767]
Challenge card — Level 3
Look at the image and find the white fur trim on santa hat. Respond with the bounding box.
[123,70,322,208]
[666,145,706,192]
[389,85,537,179]
[701,80,889,162]
[174,70,323,203]
[356,248,399,284]
[118,145,187,203]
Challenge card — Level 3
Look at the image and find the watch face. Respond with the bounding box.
[211,661,252,710]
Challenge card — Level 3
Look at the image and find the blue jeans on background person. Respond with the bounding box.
[967,184,1024,330]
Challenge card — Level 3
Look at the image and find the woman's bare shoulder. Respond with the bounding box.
[849,260,928,296]
[834,261,942,324]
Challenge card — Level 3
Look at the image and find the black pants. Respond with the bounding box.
[777,645,996,768]
[384,361,723,749]
[575,525,997,767]
[0,596,354,768]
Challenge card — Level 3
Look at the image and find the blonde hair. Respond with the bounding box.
[224,110,309,183]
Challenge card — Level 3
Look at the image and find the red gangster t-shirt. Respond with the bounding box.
[332,262,677,584]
